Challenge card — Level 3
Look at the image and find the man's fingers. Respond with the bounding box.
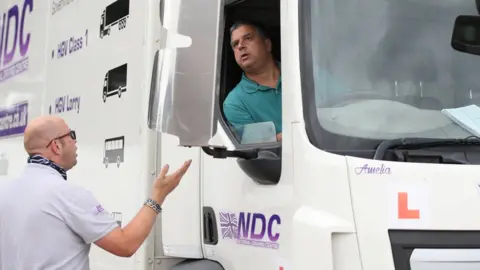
[178,160,192,176]
[173,160,192,178]
[159,164,170,178]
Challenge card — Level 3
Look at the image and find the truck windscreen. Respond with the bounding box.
[301,0,480,152]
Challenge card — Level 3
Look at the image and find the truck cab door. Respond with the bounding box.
[148,0,226,263]
[148,0,222,148]
[148,0,285,267]
[147,0,281,185]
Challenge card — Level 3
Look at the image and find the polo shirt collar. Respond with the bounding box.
[241,61,282,94]
[27,155,67,180]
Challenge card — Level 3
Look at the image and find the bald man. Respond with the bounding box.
[0,116,192,270]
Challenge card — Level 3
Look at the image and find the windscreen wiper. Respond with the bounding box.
[373,136,480,160]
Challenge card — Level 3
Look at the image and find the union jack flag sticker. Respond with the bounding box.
[219,212,238,240]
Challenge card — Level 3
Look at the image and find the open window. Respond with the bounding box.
[218,0,281,147]
[148,0,282,185]
[217,0,282,184]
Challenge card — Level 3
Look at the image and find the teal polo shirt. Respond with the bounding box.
[223,71,282,139]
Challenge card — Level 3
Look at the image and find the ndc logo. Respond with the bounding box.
[0,0,33,84]
[219,211,281,249]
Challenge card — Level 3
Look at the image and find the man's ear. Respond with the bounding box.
[52,140,64,154]
[53,140,61,153]
[265,39,272,52]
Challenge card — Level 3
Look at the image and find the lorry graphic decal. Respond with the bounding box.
[103,136,124,168]
[99,0,129,39]
[103,63,127,102]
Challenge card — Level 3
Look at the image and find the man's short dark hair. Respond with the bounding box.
[229,21,269,40]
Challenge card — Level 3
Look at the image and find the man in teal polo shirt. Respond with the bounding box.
[223,21,282,142]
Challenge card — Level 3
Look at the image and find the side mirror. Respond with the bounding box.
[237,149,281,185]
[451,15,480,56]
[148,0,224,147]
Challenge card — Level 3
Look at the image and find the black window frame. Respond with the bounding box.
[216,0,283,152]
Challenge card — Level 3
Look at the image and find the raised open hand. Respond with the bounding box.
[151,159,192,204]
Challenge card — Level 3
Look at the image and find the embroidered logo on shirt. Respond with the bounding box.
[94,204,105,215]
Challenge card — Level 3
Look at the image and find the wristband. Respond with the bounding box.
[144,198,162,214]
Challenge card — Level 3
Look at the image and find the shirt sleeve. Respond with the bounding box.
[52,185,119,244]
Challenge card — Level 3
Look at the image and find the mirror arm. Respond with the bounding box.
[159,0,164,24]
[201,146,258,160]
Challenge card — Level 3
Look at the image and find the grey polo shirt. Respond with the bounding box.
[0,163,119,270]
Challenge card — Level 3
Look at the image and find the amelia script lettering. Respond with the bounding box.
[354,164,391,175]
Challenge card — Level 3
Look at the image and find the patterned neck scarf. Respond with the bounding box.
[27,155,67,180]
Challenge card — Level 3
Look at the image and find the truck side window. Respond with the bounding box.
[219,1,281,147]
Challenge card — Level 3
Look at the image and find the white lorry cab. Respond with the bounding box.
[2,0,480,269]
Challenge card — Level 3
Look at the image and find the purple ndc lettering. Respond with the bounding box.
[238,212,281,242]
[219,211,281,250]
[354,163,391,175]
[0,0,32,84]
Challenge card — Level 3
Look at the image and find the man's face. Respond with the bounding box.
[54,121,78,170]
[230,25,271,71]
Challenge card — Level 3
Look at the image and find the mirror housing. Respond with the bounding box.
[148,0,224,147]
[451,15,480,56]
[237,149,281,185]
